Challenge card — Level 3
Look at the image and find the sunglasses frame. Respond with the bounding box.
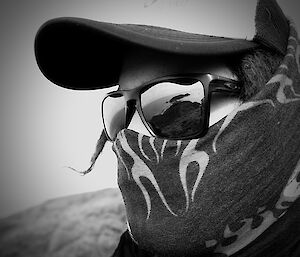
[101,73,242,141]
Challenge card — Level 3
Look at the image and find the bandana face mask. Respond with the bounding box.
[113,21,300,257]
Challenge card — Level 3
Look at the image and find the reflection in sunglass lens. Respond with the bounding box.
[141,81,205,138]
[102,94,126,140]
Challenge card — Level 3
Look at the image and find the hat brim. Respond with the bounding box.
[35,17,259,90]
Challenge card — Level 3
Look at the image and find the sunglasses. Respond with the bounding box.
[102,73,242,141]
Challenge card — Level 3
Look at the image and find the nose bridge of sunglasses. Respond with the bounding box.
[125,99,137,127]
[124,98,153,137]
[127,111,153,137]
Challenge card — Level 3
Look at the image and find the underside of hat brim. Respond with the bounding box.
[34,17,259,90]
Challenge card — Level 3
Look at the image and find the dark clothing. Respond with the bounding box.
[111,230,153,257]
[112,198,300,257]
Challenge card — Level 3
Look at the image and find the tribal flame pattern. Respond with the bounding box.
[115,132,209,219]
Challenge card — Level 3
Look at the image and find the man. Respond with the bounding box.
[35,0,300,256]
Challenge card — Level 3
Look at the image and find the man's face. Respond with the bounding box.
[111,48,247,254]
[111,42,300,256]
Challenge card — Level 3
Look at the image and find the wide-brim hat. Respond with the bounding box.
[35,0,289,90]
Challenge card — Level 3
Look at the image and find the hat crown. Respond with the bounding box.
[254,0,289,54]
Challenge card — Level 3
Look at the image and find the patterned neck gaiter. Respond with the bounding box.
[113,21,300,257]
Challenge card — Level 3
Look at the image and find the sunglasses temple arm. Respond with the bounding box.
[64,129,108,175]
[211,80,242,93]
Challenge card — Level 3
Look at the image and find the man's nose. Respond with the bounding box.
[127,111,152,137]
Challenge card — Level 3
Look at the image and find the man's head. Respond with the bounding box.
[35,0,300,256]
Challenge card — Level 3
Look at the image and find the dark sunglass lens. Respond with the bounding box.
[141,80,205,139]
[102,94,126,141]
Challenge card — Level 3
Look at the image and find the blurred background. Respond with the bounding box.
[0,0,299,218]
